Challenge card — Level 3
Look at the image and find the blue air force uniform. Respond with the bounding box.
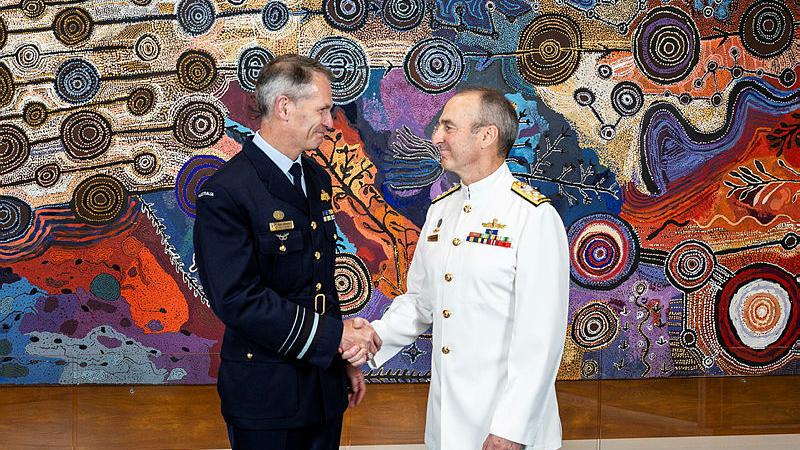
[193,133,347,442]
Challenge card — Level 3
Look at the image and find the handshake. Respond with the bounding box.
[338,317,382,366]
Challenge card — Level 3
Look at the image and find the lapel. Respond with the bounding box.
[241,138,309,214]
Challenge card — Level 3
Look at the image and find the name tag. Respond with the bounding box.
[427,234,439,242]
[269,220,295,232]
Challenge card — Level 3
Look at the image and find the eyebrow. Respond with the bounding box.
[438,119,455,126]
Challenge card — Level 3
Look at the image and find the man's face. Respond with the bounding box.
[287,72,334,151]
[431,93,483,178]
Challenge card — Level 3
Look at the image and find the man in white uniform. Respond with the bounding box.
[348,88,570,450]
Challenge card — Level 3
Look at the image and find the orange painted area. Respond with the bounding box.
[307,109,421,298]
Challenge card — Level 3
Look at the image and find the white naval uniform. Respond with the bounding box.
[369,163,569,450]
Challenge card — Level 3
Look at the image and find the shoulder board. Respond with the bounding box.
[511,180,550,206]
[432,184,461,204]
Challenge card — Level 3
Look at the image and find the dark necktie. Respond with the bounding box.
[289,162,305,197]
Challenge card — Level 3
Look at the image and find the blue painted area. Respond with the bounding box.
[435,0,532,33]
[139,190,196,272]
[0,276,66,383]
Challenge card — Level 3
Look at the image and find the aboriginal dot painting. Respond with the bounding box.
[0,0,798,384]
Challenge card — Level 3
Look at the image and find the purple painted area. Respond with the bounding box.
[98,336,122,349]
[146,320,164,332]
[377,70,454,136]
[19,288,215,383]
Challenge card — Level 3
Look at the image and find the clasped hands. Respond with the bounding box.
[339,317,382,366]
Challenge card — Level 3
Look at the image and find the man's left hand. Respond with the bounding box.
[345,364,366,407]
[482,434,523,450]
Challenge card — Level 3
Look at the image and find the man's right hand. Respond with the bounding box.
[339,318,382,366]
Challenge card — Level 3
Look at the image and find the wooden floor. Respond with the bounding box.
[1,375,798,449]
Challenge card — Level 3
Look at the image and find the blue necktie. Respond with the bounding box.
[289,162,305,197]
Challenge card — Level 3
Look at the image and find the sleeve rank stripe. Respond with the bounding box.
[278,305,301,355]
[431,184,461,204]
[295,313,320,360]
[282,307,306,357]
[287,307,316,359]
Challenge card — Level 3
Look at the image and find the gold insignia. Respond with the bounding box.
[481,218,506,229]
[511,181,550,206]
[432,184,461,204]
[269,220,295,232]
[321,190,331,202]
[273,210,285,220]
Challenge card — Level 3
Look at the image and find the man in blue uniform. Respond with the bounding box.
[193,54,381,450]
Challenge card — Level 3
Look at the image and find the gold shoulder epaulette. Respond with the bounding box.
[432,184,461,204]
[511,180,550,206]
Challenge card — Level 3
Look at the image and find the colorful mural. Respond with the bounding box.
[0,0,798,384]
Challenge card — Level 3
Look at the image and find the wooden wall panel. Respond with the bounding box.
[0,376,798,448]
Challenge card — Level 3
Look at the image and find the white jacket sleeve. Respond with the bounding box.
[489,203,570,444]
[368,208,436,369]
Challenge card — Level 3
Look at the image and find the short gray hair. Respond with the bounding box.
[254,54,333,117]
[460,87,519,158]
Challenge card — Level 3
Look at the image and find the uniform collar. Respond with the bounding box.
[253,130,303,178]
[460,163,511,201]
[241,137,309,213]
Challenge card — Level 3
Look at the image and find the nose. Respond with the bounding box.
[431,126,444,146]
[322,110,333,129]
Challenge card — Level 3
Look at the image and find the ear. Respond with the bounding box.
[274,95,292,121]
[481,125,499,149]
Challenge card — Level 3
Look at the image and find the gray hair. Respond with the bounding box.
[254,54,333,117]
[459,87,519,158]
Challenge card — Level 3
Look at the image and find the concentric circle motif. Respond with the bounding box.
[22,102,48,127]
[572,301,620,350]
[176,0,216,36]
[716,264,800,366]
[21,0,45,19]
[335,253,372,315]
[403,37,464,94]
[597,64,612,79]
[15,44,40,70]
[739,0,794,58]
[382,0,425,31]
[611,81,644,117]
[52,7,93,46]
[134,34,160,62]
[779,68,796,88]
[127,87,155,116]
[133,152,158,176]
[0,124,30,175]
[599,124,616,140]
[781,232,799,250]
[666,240,716,292]
[581,359,599,378]
[54,58,100,104]
[131,0,152,5]
[71,175,128,224]
[568,213,639,290]
[681,329,697,347]
[176,50,217,91]
[573,87,595,107]
[172,101,225,148]
[310,36,369,104]
[0,62,14,108]
[261,1,289,31]
[60,111,113,160]
[322,0,367,31]
[516,14,582,86]
[237,46,274,92]
[34,163,61,188]
[633,6,700,84]
[174,155,225,217]
[0,196,33,243]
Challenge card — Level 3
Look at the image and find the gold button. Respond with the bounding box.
[311,221,317,230]
[316,282,322,291]
[246,352,253,360]
[279,245,287,252]
[314,251,321,260]
[443,309,451,318]
[332,233,338,240]
[441,346,450,354]
[452,238,461,246]
[444,273,453,282]
[463,205,472,213]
